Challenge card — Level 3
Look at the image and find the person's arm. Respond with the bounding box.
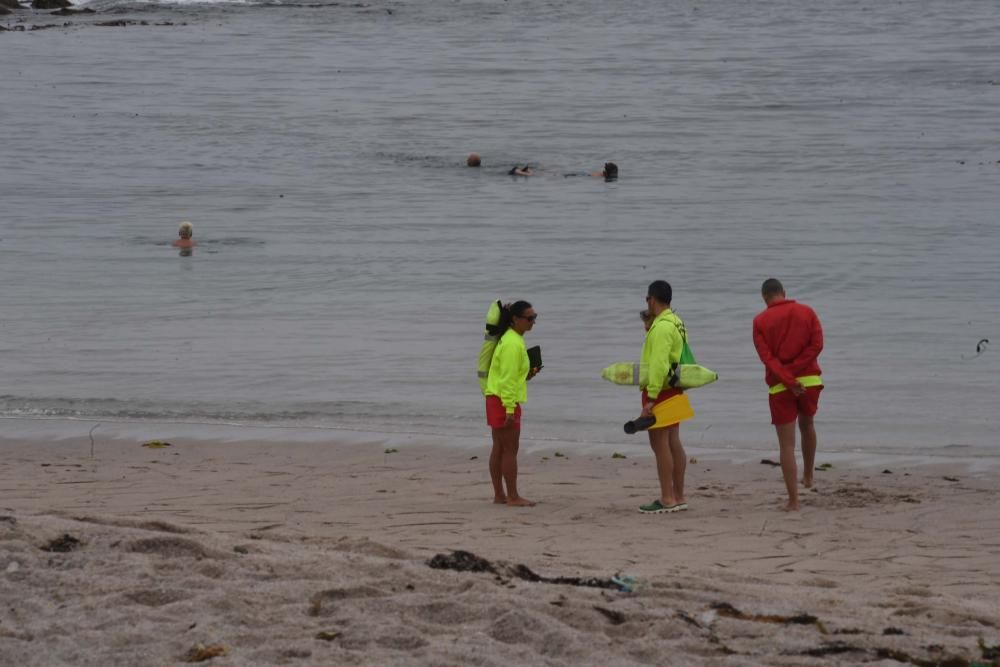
[753,320,799,389]
[787,311,824,376]
[493,342,523,414]
[645,324,680,402]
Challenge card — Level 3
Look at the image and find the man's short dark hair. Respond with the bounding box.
[761,278,785,298]
[647,280,672,305]
[603,162,618,180]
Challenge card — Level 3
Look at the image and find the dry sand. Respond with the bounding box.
[1,435,999,666]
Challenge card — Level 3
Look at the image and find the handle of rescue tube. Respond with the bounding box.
[623,416,656,434]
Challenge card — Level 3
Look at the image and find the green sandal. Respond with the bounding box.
[638,499,681,514]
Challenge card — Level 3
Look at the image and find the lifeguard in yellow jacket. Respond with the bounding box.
[484,301,540,507]
[637,281,693,514]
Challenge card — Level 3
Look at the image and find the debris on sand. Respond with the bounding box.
[979,637,1000,660]
[711,602,824,631]
[427,550,495,574]
[142,440,172,449]
[182,643,228,662]
[428,550,620,590]
[41,533,82,552]
[593,606,626,625]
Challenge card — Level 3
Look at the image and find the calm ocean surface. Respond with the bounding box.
[2,0,998,457]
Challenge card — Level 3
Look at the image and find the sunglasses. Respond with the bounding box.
[517,314,538,322]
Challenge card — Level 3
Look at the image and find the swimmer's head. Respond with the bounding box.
[467,153,481,167]
[603,162,619,180]
[178,221,193,239]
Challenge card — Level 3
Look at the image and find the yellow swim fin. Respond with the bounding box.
[650,393,695,429]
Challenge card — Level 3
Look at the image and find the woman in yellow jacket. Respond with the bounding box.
[639,280,691,514]
[484,300,539,507]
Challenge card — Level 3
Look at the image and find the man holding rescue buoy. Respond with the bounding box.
[638,281,693,514]
[484,301,540,507]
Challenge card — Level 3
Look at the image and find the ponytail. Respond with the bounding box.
[495,300,532,337]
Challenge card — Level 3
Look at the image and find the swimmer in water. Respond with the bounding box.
[565,162,619,181]
[595,162,618,181]
[467,153,482,167]
[508,165,535,176]
[172,221,196,250]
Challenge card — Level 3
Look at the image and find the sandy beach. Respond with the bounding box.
[2,434,999,666]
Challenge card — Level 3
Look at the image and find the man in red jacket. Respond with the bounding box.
[752,278,824,511]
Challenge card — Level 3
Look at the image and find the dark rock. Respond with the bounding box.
[32,0,71,8]
[0,0,21,10]
[96,19,129,26]
[0,7,11,15]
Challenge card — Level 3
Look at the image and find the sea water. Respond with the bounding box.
[2,0,998,458]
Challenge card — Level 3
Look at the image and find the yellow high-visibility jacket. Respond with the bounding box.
[640,309,685,401]
[485,329,529,414]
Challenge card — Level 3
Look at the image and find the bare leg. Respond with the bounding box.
[667,425,686,504]
[799,415,817,488]
[776,421,799,511]
[498,425,534,507]
[647,427,678,506]
[488,429,506,503]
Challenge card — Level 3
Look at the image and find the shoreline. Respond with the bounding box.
[3,416,999,471]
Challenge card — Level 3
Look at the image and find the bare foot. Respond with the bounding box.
[782,501,801,512]
[493,496,507,504]
[507,497,536,507]
[801,476,813,489]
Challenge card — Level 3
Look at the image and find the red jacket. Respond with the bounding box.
[752,299,823,389]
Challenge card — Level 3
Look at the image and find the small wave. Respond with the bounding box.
[0,395,372,424]
[127,236,266,247]
[373,152,459,169]
[80,0,373,8]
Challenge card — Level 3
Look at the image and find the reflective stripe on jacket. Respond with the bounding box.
[769,375,823,395]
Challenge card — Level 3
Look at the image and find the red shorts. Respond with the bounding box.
[485,395,521,430]
[769,386,822,425]
[640,388,682,409]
